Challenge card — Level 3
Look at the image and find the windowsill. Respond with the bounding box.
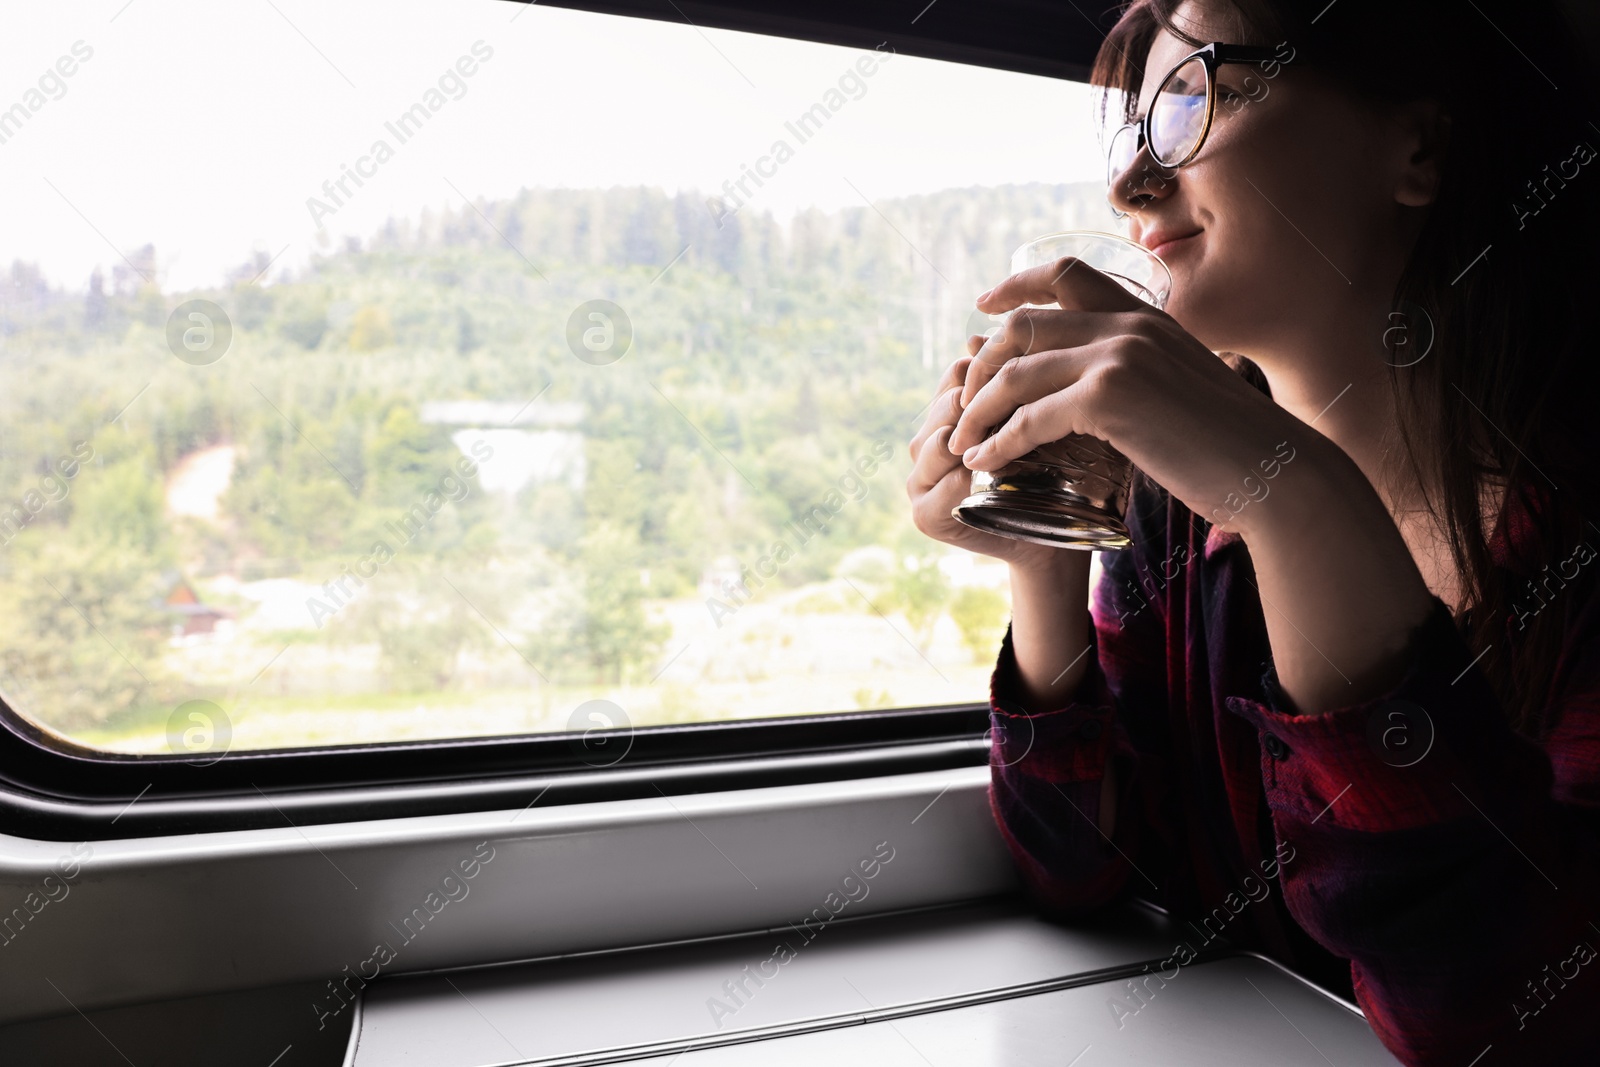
[0,766,1012,1027]
[347,897,1389,1066]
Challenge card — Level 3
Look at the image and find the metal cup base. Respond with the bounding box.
[951,489,1132,551]
[950,434,1135,551]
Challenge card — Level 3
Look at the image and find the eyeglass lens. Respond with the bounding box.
[1149,56,1209,166]
[1105,53,1212,195]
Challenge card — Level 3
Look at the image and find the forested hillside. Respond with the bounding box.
[0,180,1115,750]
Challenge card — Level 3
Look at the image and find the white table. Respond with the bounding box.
[346,898,1401,1066]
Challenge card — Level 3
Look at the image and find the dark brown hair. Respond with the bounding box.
[1093,0,1600,735]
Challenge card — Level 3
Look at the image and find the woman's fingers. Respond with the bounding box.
[908,354,975,456]
[960,308,1121,409]
[908,422,964,495]
[930,355,971,404]
[960,257,1153,409]
[977,256,1148,317]
[950,346,1100,458]
[958,335,987,396]
[909,384,963,462]
[959,378,1104,473]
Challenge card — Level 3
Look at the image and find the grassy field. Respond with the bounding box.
[65,567,1013,755]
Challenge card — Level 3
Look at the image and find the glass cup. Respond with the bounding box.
[950,231,1172,551]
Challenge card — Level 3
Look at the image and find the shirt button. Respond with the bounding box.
[1078,719,1102,741]
[1262,733,1290,760]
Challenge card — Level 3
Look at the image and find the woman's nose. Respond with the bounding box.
[1107,150,1177,216]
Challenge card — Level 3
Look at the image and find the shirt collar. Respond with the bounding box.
[1203,521,1243,561]
[1197,475,1547,571]
[1487,477,1550,577]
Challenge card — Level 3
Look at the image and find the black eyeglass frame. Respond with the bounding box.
[1105,41,1293,215]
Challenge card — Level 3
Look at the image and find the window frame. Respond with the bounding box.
[0,701,993,838]
[0,0,1114,839]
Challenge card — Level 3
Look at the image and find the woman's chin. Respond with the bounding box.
[1162,284,1250,359]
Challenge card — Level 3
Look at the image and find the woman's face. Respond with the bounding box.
[1110,1,1424,366]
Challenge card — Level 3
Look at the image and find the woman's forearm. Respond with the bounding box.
[1234,435,1437,716]
[1006,551,1094,714]
[1006,550,1121,837]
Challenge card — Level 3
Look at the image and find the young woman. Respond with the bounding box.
[907,0,1599,1062]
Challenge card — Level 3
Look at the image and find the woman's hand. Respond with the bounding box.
[949,257,1318,539]
[951,257,1439,716]
[906,348,1067,572]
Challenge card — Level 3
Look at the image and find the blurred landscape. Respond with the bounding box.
[0,179,1114,754]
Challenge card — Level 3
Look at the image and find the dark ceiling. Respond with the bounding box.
[528,0,1128,81]
[527,1,1600,81]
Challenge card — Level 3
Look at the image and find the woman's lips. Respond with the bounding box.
[1149,231,1201,259]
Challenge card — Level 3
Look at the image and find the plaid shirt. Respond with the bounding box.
[987,476,1600,1065]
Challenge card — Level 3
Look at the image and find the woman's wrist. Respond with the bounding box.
[1225,429,1346,545]
[1006,546,1089,581]
[1230,436,1436,714]
[1006,549,1095,712]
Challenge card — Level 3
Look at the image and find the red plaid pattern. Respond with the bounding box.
[987,479,1600,1064]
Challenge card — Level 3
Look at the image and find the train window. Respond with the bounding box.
[0,0,1112,757]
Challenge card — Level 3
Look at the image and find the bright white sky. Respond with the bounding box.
[0,0,1107,291]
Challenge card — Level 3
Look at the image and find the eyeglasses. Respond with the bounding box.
[1105,42,1291,218]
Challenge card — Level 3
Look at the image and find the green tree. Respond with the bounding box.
[532,520,670,686]
[279,302,328,348]
[225,420,359,560]
[348,305,394,351]
[949,585,1008,664]
[871,531,953,655]
[70,453,169,554]
[0,453,176,730]
[455,307,480,354]
[338,565,498,693]
[886,555,950,654]
[364,405,450,508]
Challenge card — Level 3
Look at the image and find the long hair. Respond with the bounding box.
[1093,0,1600,735]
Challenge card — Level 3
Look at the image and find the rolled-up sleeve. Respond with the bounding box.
[1223,591,1600,1065]
[986,494,1178,918]
[987,611,1144,916]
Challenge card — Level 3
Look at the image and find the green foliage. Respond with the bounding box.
[853,687,894,710]
[455,308,480,355]
[0,452,177,728]
[365,405,448,507]
[71,452,169,555]
[532,519,671,687]
[337,563,502,693]
[348,305,395,351]
[949,585,1009,664]
[277,295,329,349]
[0,537,172,728]
[225,412,360,559]
[884,554,952,654]
[0,180,1106,738]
